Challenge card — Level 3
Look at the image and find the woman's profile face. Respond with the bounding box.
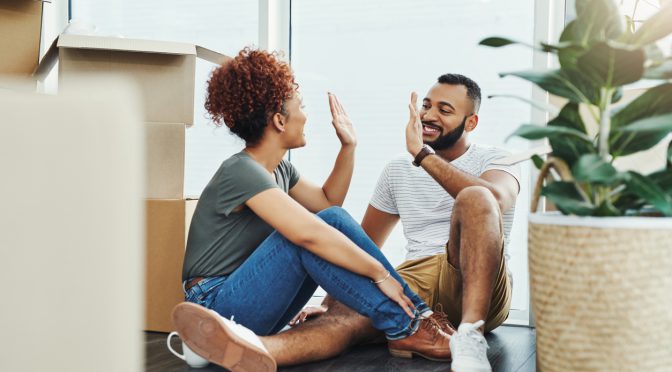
[281,93,308,149]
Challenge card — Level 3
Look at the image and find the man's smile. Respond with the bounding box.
[422,122,442,136]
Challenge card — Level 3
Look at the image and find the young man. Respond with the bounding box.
[173,74,520,372]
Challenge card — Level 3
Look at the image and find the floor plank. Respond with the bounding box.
[146,326,536,372]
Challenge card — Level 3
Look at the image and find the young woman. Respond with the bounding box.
[172,48,451,371]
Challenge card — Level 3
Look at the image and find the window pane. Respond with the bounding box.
[71,0,258,195]
[291,0,534,322]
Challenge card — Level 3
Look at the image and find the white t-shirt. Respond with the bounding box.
[370,143,521,261]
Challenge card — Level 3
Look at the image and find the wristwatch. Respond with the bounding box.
[412,144,435,167]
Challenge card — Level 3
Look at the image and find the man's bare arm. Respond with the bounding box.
[419,156,519,213]
[361,205,400,249]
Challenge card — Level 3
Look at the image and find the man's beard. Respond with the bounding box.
[424,116,467,151]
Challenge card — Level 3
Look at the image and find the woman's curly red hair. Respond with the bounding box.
[205,47,297,145]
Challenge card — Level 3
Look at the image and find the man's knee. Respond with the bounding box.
[454,186,499,217]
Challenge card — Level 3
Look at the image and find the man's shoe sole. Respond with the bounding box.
[389,347,452,362]
[172,302,277,372]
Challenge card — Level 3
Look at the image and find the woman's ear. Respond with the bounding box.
[271,112,286,133]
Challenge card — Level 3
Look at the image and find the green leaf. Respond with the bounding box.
[668,142,672,169]
[611,113,672,156]
[547,103,596,167]
[480,37,580,55]
[610,83,672,156]
[576,42,645,87]
[558,21,588,69]
[540,41,587,56]
[541,181,595,216]
[574,0,624,43]
[613,190,647,212]
[550,102,587,133]
[624,171,672,216]
[628,4,672,47]
[564,68,604,105]
[619,112,672,132]
[613,169,672,213]
[487,94,560,115]
[479,37,529,48]
[500,69,596,104]
[531,154,545,170]
[594,199,622,216]
[650,168,672,193]
[572,154,620,184]
[557,20,587,69]
[614,170,672,214]
[508,124,593,143]
[612,83,672,127]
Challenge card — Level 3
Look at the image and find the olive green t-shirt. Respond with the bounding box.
[182,151,300,281]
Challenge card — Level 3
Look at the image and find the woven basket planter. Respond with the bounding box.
[529,213,672,371]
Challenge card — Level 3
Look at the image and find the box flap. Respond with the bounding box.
[36,36,232,80]
[195,45,232,65]
[58,34,197,56]
[34,36,58,81]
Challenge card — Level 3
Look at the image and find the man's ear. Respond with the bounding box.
[465,114,479,132]
[271,112,286,133]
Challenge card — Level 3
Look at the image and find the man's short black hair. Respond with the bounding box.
[437,73,481,113]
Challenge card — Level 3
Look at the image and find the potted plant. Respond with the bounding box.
[480,0,672,370]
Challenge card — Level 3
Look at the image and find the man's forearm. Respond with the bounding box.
[420,155,504,206]
[322,145,356,206]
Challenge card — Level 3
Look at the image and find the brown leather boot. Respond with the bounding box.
[388,316,452,361]
[429,310,456,335]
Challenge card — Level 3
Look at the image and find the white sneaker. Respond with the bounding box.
[450,320,491,372]
[172,302,277,372]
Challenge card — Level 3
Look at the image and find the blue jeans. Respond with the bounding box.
[184,206,429,339]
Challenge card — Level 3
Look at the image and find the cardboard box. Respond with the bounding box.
[145,198,198,332]
[0,0,44,76]
[146,122,185,199]
[1,82,144,371]
[36,34,231,125]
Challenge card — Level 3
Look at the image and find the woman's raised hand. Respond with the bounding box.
[328,93,357,147]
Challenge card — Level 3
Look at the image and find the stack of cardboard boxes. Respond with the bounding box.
[35,33,231,332]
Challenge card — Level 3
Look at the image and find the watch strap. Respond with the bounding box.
[412,145,435,167]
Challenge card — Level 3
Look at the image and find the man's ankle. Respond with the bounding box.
[459,316,486,333]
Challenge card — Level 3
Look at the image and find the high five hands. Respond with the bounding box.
[328,93,357,148]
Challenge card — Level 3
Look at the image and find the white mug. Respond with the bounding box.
[167,331,210,368]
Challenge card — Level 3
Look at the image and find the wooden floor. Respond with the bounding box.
[146,325,536,372]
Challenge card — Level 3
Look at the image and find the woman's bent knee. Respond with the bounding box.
[316,206,350,222]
